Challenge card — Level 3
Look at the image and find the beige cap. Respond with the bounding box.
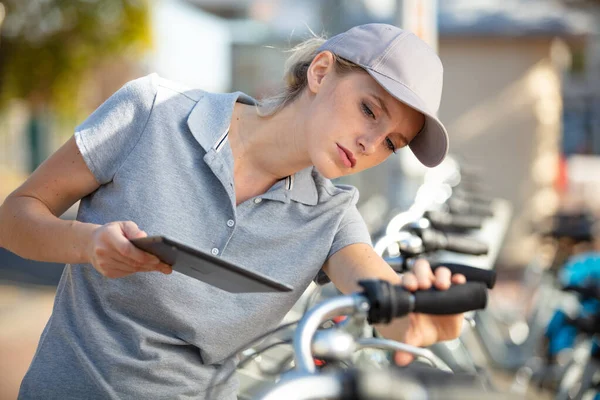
[318,23,448,167]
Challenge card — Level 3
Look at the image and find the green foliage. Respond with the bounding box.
[0,0,151,118]
[570,49,586,75]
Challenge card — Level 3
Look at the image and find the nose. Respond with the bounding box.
[357,131,386,155]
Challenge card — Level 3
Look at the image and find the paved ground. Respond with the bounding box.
[0,169,59,399]
[0,284,55,400]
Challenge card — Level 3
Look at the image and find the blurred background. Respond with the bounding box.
[1,0,600,398]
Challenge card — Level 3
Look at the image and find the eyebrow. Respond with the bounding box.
[371,94,409,145]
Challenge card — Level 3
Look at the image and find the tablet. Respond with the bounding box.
[130,236,293,293]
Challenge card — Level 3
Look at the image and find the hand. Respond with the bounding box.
[87,221,172,279]
[394,258,466,365]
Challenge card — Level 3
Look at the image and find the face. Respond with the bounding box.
[303,52,425,179]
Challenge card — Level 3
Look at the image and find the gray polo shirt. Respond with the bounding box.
[18,74,371,399]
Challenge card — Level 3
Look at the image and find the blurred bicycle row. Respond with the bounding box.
[200,155,600,399]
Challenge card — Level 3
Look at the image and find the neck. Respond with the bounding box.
[228,94,312,184]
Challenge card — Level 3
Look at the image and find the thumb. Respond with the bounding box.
[394,351,414,366]
[120,221,147,240]
[394,324,419,366]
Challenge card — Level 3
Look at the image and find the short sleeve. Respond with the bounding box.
[74,73,159,184]
[327,190,372,259]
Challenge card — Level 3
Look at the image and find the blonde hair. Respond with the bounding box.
[257,35,365,117]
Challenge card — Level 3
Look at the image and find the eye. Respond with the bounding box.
[361,102,375,119]
[385,138,396,153]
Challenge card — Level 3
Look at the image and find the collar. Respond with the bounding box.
[285,167,319,206]
[186,91,319,206]
[186,90,255,152]
[258,168,318,206]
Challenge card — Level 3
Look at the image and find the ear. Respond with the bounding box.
[307,51,335,94]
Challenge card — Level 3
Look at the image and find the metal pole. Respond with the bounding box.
[395,0,404,26]
[396,0,438,53]
[0,3,5,47]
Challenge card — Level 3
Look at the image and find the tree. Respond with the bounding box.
[0,0,151,170]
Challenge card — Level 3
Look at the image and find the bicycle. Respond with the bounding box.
[250,278,507,399]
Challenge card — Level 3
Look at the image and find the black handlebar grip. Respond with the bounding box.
[425,211,484,231]
[360,280,487,323]
[444,234,489,256]
[431,263,496,289]
[565,315,600,335]
[448,198,495,217]
[549,226,593,243]
[562,285,600,300]
[410,282,488,315]
[469,202,494,217]
[456,179,487,194]
[453,189,494,205]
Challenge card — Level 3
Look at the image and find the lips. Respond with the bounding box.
[337,144,356,168]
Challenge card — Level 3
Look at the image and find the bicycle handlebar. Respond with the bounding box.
[294,280,488,373]
[419,229,489,256]
[565,315,600,335]
[384,257,496,288]
[562,284,600,300]
[360,280,487,323]
[409,282,489,315]
[444,233,490,256]
[431,263,496,289]
[448,197,495,217]
[258,368,505,400]
[425,210,484,232]
[258,371,426,400]
[451,188,495,205]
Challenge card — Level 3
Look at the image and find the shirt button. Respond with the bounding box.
[227,219,235,227]
[211,248,219,256]
[254,198,262,204]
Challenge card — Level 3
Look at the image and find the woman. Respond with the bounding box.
[1,23,465,399]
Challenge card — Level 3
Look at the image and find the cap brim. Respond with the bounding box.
[365,69,449,168]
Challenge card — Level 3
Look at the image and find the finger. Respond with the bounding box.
[104,270,131,279]
[108,256,142,272]
[413,259,434,290]
[433,267,452,290]
[108,256,172,276]
[401,272,418,292]
[394,351,414,366]
[98,257,137,278]
[111,252,157,272]
[158,263,173,275]
[121,221,145,239]
[117,222,159,264]
[114,235,160,266]
[113,253,172,275]
[451,273,467,285]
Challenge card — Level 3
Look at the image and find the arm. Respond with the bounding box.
[0,136,170,277]
[0,75,170,278]
[0,136,101,263]
[322,243,465,346]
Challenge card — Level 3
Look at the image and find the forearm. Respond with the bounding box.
[326,245,464,348]
[339,268,410,341]
[328,245,401,293]
[325,244,409,341]
[0,195,99,264]
[335,263,410,342]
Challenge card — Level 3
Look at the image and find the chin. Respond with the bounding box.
[314,163,345,180]
[317,169,340,180]
[311,150,348,180]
